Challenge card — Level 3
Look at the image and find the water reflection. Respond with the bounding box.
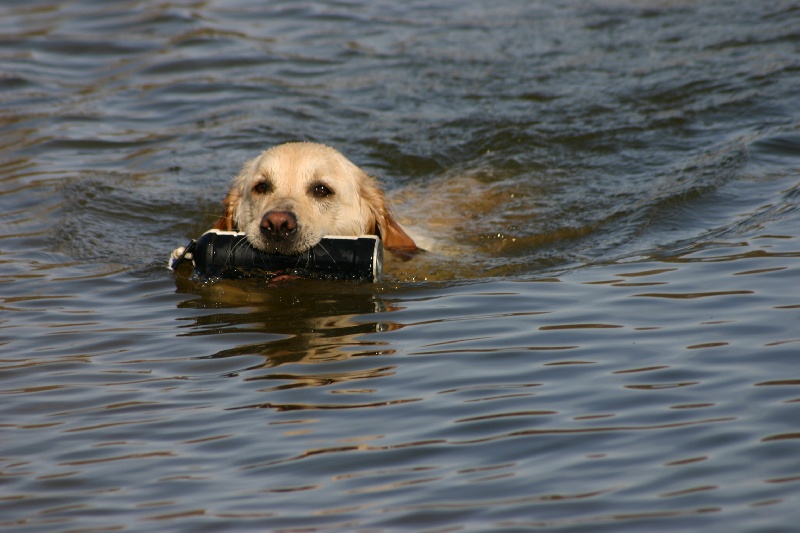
[173,276,414,410]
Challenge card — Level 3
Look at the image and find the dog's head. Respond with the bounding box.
[213,142,416,255]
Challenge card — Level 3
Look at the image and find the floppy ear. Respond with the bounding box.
[212,156,259,231]
[360,176,417,253]
[212,187,240,231]
[378,213,417,252]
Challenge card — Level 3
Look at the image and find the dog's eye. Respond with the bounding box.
[252,181,272,195]
[311,183,334,198]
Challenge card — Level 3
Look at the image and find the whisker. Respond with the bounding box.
[315,240,337,266]
[225,233,250,270]
[290,244,313,271]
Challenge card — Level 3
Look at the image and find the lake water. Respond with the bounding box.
[2,1,800,531]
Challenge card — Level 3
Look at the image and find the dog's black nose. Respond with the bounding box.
[260,211,297,240]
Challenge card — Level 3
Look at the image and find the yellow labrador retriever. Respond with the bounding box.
[176,142,417,262]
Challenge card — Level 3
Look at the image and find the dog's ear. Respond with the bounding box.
[360,176,417,253]
[378,213,417,252]
[212,187,240,231]
[212,156,260,231]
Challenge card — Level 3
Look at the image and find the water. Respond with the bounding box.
[2,1,800,531]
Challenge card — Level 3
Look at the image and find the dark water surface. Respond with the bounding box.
[3,1,800,531]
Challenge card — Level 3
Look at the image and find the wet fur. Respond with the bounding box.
[212,142,416,255]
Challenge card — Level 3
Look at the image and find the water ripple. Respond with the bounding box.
[2,1,800,531]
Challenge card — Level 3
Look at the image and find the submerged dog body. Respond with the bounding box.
[173,142,416,265]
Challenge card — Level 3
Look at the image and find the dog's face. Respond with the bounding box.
[213,143,417,255]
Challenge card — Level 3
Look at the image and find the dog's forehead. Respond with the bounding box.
[260,150,340,180]
[255,146,363,194]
